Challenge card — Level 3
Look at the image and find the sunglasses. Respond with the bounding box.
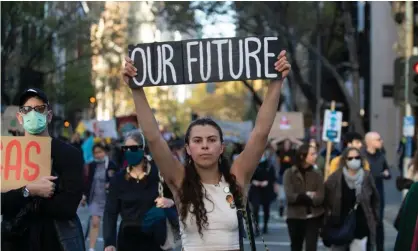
[347,156,361,161]
[121,145,144,152]
[19,105,48,114]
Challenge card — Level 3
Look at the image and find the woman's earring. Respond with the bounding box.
[218,158,222,165]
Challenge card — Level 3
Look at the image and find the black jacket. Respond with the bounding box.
[249,160,277,204]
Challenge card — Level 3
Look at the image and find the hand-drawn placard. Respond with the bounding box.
[128,36,281,88]
[1,106,24,135]
[1,136,51,192]
[268,112,305,140]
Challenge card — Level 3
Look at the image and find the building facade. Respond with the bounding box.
[370,2,400,165]
[91,1,196,121]
[1,2,90,136]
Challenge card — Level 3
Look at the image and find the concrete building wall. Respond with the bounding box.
[370,2,401,165]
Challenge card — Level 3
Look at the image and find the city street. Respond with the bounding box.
[79,170,402,251]
[2,1,416,251]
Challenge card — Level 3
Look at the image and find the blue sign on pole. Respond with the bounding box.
[326,130,338,139]
[322,109,343,143]
[403,116,415,137]
[403,116,415,158]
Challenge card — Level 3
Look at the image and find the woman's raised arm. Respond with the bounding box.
[123,56,184,190]
[231,50,291,186]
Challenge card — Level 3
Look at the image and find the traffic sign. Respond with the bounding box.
[322,109,343,143]
[403,116,415,137]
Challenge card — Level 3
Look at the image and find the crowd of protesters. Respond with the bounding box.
[64,124,418,251]
[2,49,417,251]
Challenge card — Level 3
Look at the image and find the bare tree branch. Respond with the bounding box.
[342,2,361,107]
[241,80,263,107]
[324,5,339,57]
[275,23,365,134]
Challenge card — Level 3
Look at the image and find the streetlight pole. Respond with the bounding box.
[315,2,323,142]
[403,1,413,198]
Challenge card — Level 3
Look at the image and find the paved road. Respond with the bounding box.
[79,171,402,251]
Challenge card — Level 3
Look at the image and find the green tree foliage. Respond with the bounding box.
[91,2,132,118]
[146,87,191,134]
[1,1,97,114]
[186,81,253,121]
[59,59,94,115]
[157,1,365,134]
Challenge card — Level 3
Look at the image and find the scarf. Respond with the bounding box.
[342,167,364,198]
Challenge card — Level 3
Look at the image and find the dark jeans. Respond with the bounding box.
[253,200,271,232]
[286,216,322,251]
[375,179,385,251]
[118,226,163,251]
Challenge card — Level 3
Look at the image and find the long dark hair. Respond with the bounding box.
[178,117,242,237]
[294,143,311,168]
[279,138,292,152]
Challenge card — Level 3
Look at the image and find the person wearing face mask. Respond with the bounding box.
[103,131,176,251]
[1,88,85,251]
[248,149,278,235]
[325,132,370,181]
[81,143,118,251]
[323,147,380,251]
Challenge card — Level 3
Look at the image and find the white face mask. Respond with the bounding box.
[346,159,361,170]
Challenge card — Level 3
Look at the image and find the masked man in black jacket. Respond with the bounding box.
[1,88,85,251]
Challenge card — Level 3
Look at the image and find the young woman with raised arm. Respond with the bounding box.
[122,50,291,251]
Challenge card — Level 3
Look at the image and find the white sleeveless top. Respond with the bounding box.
[180,176,240,251]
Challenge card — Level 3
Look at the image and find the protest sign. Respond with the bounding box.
[116,115,139,137]
[2,106,19,118]
[268,112,305,140]
[1,136,51,192]
[213,119,253,143]
[76,119,118,139]
[128,36,281,88]
[1,106,24,135]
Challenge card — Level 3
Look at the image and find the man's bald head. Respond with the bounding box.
[365,131,379,141]
[365,131,383,150]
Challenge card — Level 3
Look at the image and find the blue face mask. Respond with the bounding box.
[22,110,47,135]
[125,150,145,166]
[259,154,267,163]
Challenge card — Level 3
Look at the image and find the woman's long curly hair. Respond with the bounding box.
[178,117,243,237]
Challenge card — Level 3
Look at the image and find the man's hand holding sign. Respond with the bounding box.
[1,136,54,197]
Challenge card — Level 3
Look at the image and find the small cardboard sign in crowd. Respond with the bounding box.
[128,36,281,88]
[268,112,305,141]
[1,136,51,192]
